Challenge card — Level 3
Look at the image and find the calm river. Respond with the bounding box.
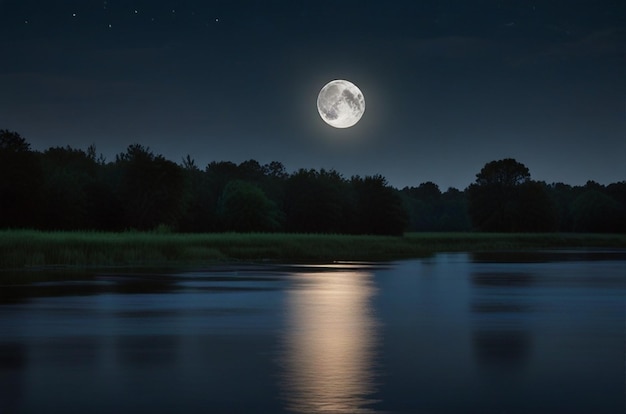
[1,250,624,413]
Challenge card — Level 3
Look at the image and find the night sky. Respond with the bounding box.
[1,0,624,190]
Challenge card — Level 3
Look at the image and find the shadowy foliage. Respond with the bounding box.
[352,175,408,235]
[115,144,186,230]
[0,131,624,234]
[467,159,558,232]
[401,182,471,232]
[217,180,283,232]
[0,130,43,228]
[571,187,625,233]
[284,169,352,233]
[39,146,98,230]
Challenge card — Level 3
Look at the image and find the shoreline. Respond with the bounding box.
[1,230,625,269]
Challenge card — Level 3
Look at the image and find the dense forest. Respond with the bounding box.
[1,130,625,234]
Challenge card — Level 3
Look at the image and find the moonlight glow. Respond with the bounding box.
[317,80,365,128]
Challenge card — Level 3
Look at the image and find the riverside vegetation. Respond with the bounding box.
[2,130,626,280]
[2,130,626,236]
[1,230,625,270]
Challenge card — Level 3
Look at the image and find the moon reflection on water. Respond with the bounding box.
[281,268,379,413]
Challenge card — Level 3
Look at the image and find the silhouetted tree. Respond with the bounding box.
[237,159,265,182]
[205,160,240,196]
[0,130,43,228]
[401,182,442,231]
[178,155,218,232]
[468,158,556,232]
[548,182,577,231]
[38,146,103,229]
[265,161,288,180]
[284,169,350,233]
[440,188,472,231]
[516,181,558,232]
[181,154,197,170]
[571,189,624,232]
[3,128,624,234]
[475,158,531,187]
[116,144,186,230]
[606,181,626,208]
[217,180,283,232]
[202,159,289,231]
[606,181,626,232]
[401,183,472,231]
[352,175,408,235]
[257,161,288,210]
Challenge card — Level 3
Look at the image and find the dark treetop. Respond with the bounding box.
[1,130,625,234]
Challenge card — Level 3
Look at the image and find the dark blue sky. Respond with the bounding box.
[1,0,624,190]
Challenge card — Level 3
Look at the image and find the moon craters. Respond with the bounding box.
[317,80,365,128]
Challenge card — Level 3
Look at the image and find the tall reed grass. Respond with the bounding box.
[1,230,624,269]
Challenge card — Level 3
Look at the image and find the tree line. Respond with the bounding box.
[1,130,624,234]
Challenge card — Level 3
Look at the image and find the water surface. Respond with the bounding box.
[1,251,624,413]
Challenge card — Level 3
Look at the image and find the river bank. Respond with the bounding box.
[2,230,625,270]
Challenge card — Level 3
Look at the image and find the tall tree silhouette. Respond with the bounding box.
[178,155,218,232]
[571,186,625,233]
[284,169,356,233]
[116,144,185,230]
[401,182,442,231]
[352,175,408,235]
[217,180,283,232]
[39,146,100,229]
[468,159,556,232]
[2,128,624,234]
[440,188,472,231]
[0,130,43,228]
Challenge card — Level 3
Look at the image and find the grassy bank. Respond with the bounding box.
[1,230,625,269]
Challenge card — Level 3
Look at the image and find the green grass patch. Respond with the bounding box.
[0,230,624,271]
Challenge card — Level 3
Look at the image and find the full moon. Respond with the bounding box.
[317,79,365,128]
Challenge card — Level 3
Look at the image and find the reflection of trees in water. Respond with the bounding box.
[472,330,531,369]
[108,274,179,294]
[1,273,180,304]
[473,250,626,264]
[472,251,556,263]
[0,343,26,413]
[471,272,535,287]
[116,335,180,367]
[470,271,533,372]
[281,270,380,413]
